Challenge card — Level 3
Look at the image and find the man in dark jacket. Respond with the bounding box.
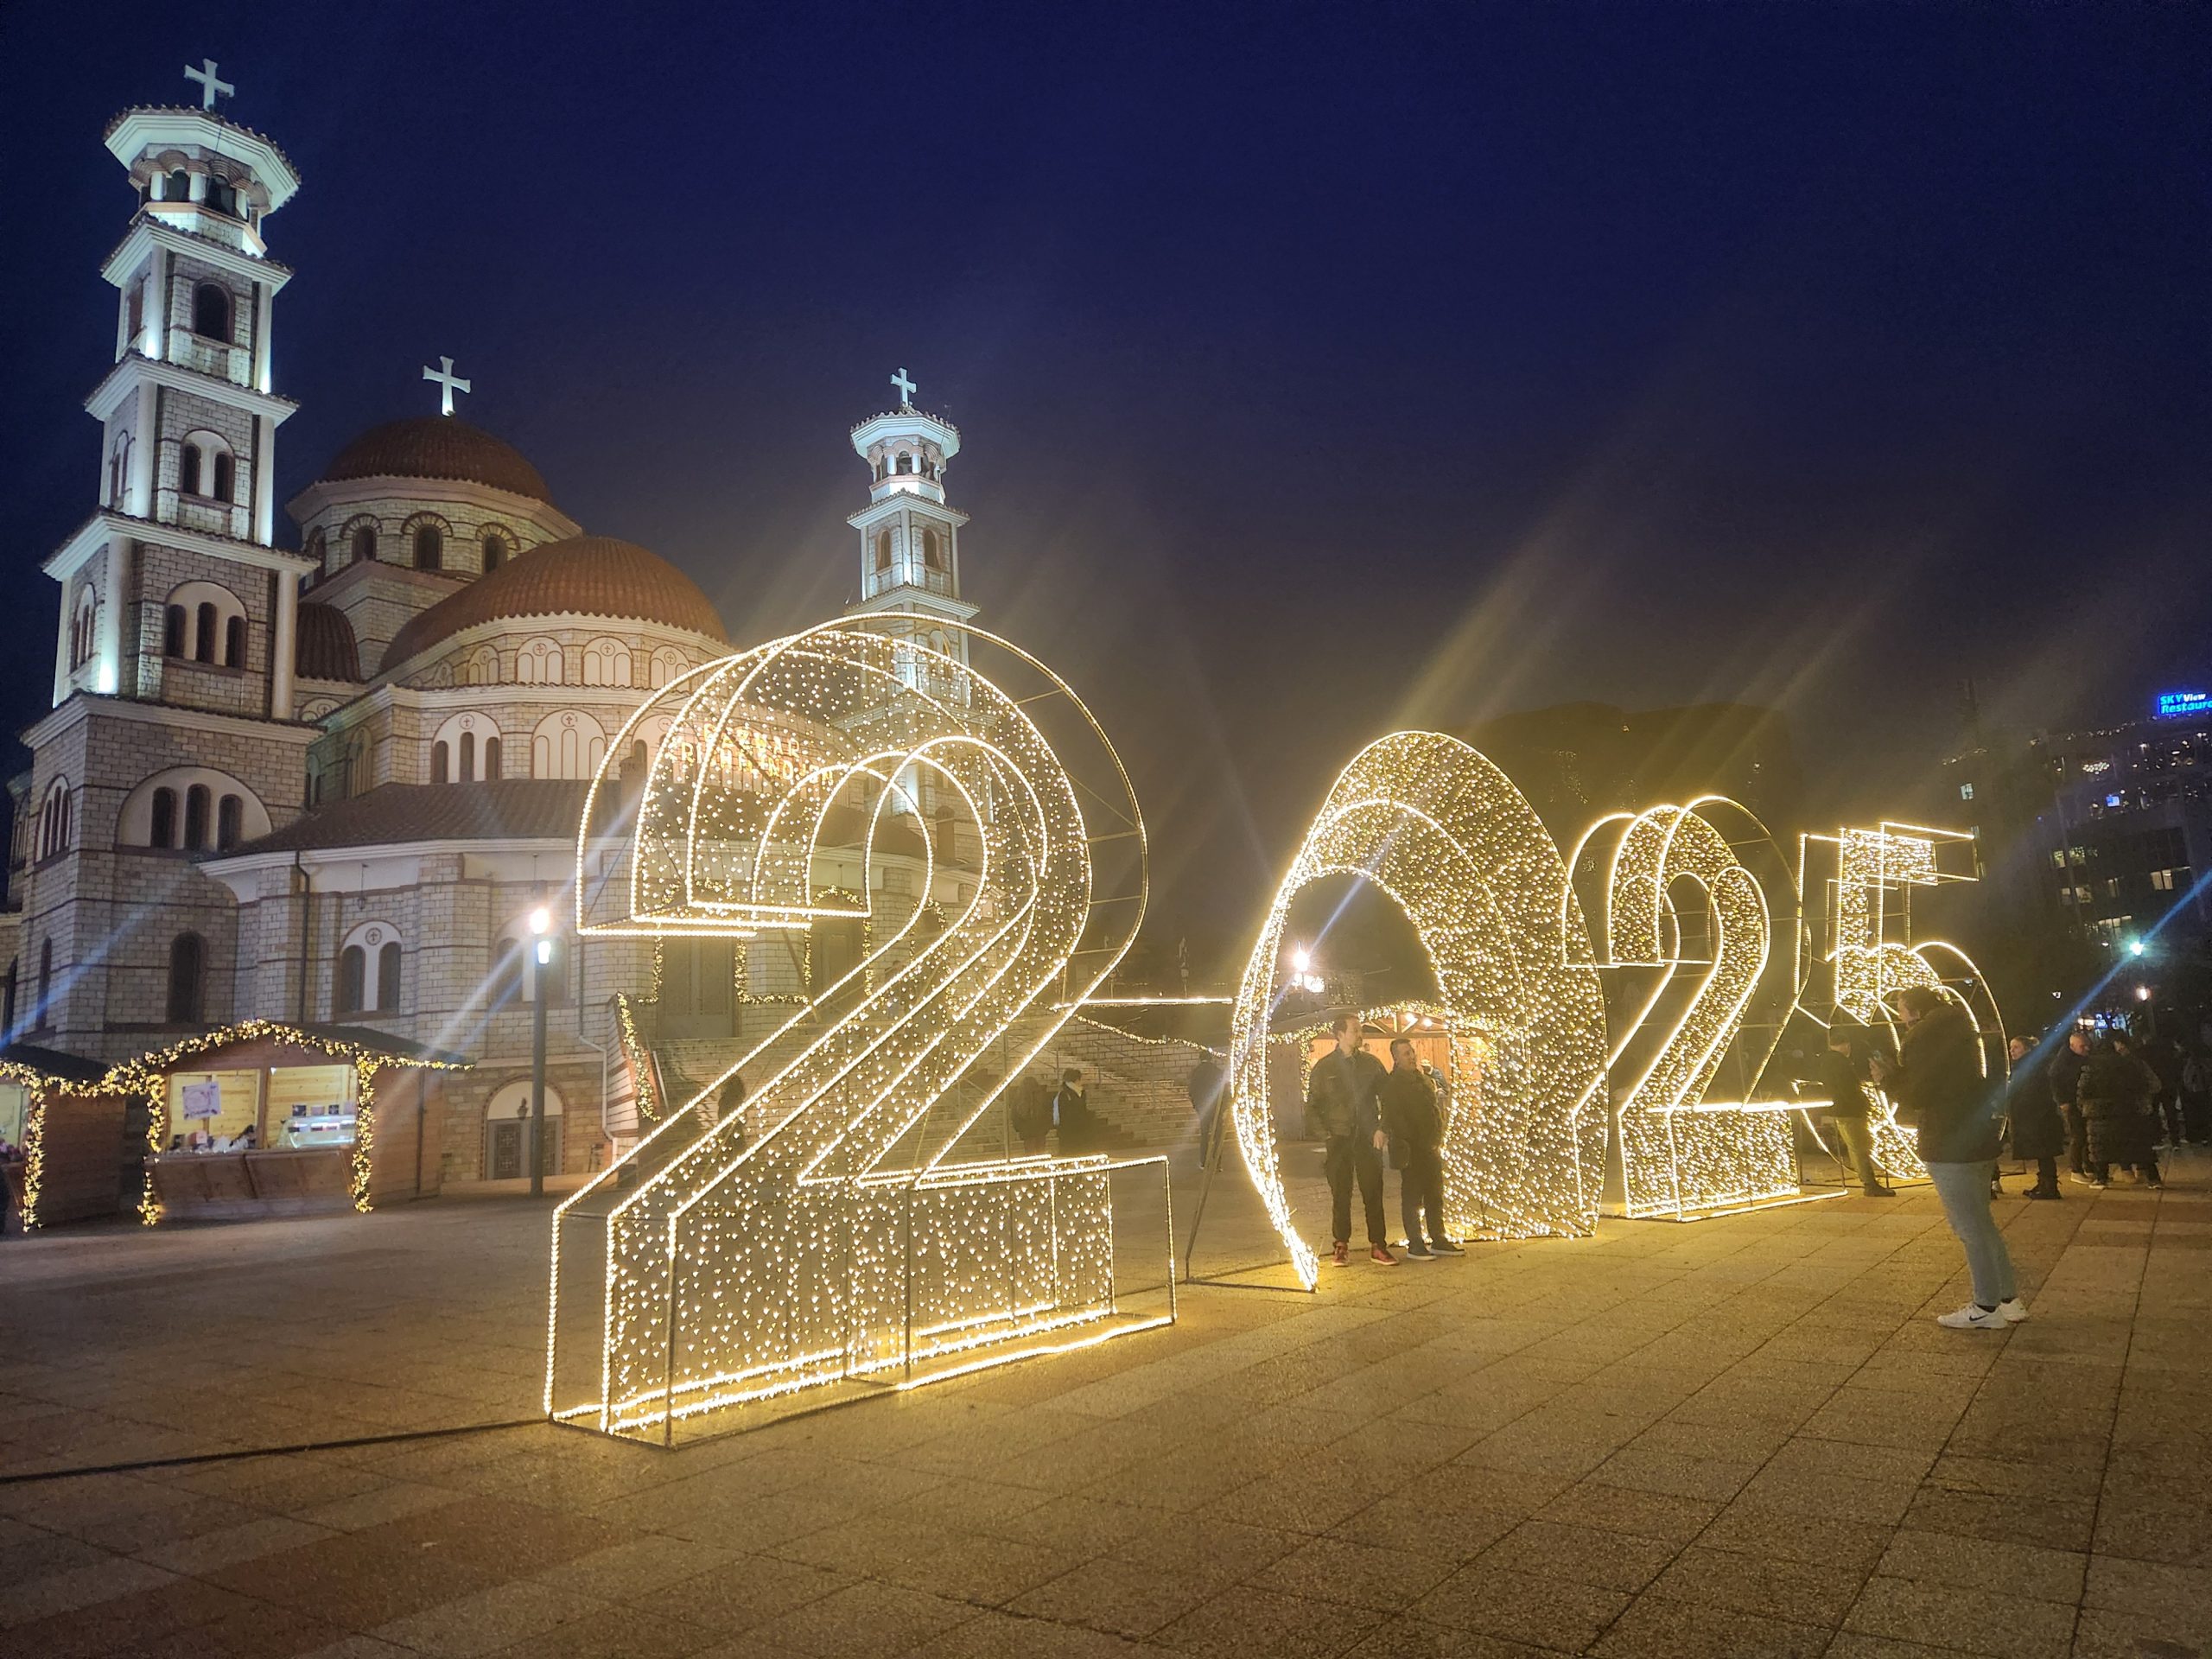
[1052,1068,1099,1156]
[1876,988,2021,1329]
[2005,1034,2066,1199]
[1306,1014,1395,1267]
[1380,1038,1459,1259]
[2048,1028,2093,1185]
[2080,1036,2162,1189]
[1009,1073,1053,1156]
[1806,1024,1895,1196]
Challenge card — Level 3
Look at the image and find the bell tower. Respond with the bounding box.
[845,369,978,664]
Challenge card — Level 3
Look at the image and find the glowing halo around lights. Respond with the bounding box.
[1228,732,1610,1288]
[547,621,1163,1441]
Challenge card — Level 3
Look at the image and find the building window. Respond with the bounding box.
[35,938,53,1030]
[582,639,632,687]
[459,730,476,779]
[225,614,246,668]
[414,525,442,571]
[875,531,893,572]
[183,784,212,850]
[149,786,178,848]
[216,793,243,852]
[190,283,230,341]
[204,175,238,217]
[69,591,98,670]
[351,524,376,564]
[481,531,508,572]
[337,945,366,1014]
[896,453,912,475]
[378,942,402,1011]
[212,452,235,502]
[167,933,206,1023]
[109,431,132,506]
[35,782,72,861]
[181,442,202,496]
[164,605,187,657]
[195,602,219,664]
[485,735,502,779]
[1958,783,1974,802]
[164,168,189,201]
[432,741,451,784]
[922,528,942,569]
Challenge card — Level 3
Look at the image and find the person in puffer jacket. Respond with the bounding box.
[2077,1035,2162,1190]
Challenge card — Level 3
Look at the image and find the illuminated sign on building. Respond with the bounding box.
[2156,690,2210,720]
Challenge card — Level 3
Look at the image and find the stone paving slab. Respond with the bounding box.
[0,1154,2207,1655]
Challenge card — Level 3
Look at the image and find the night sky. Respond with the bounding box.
[4,4,2209,966]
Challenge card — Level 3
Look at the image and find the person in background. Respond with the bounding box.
[2145,1033,2186,1150]
[717,1071,749,1148]
[2050,1028,2094,1187]
[1875,986,2024,1329]
[1306,1014,1395,1268]
[1380,1037,1459,1258]
[2080,1034,2163,1190]
[1052,1067,1098,1157]
[1812,1023,1895,1196]
[1185,1054,1228,1166]
[2181,1045,2212,1146]
[2005,1033,2067,1200]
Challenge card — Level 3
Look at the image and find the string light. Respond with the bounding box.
[1574,802,1799,1219]
[550,621,1164,1440]
[1227,732,1610,1289]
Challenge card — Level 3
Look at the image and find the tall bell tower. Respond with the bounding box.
[845,369,978,664]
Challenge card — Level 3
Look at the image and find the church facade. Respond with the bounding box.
[1,81,979,1185]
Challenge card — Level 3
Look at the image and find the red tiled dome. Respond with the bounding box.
[320,417,551,502]
[295,601,360,681]
[380,536,728,671]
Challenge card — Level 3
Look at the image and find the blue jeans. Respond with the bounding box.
[1926,1160,2017,1307]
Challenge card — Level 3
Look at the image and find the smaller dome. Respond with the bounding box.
[320,417,551,503]
[381,536,728,672]
[296,602,361,681]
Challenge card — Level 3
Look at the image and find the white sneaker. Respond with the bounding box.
[1996,1298,2029,1324]
[1937,1303,2009,1331]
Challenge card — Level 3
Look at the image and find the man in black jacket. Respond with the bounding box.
[1876,987,2022,1330]
[1380,1038,1459,1258]
[2049,1028,2093,1185]
[1306,1014,1395,1268]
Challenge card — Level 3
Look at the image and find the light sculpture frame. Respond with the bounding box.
[1224,732,1610,1288]
[547,621,1166,1443]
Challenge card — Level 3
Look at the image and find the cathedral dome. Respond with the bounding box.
[381,535,728,671]
[295,601,360,681]
[320,417,551,503]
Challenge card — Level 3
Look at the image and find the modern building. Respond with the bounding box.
[0,74,989,1187]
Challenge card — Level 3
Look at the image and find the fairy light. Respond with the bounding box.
[1227,732,1610,1289]
[1575,802,1799,1219]
[549,621,1166,1440]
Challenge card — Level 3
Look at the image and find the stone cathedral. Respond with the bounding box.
[0,76,981,1185]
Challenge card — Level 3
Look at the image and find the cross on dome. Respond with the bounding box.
[422,355,472,417]
[891,367,916,407]
[183,58,233,111]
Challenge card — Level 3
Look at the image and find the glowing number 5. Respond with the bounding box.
[548,623,1155,1440]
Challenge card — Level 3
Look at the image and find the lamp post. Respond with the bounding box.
[528,905,552,1198]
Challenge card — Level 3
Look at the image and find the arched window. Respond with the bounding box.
[923,528,942,569]
[516,638,563,684]
[873,460,884,482]
[109,432,132,507]
[149,787,178,848]
[582,639,632,687]
[180,442,202,497]
[191,283,230,341]
[183,784,212,850]
[35,938,53,1030]
[530,710,606,780]
[167,933,206,1023]
[204,175,238,217]
[484,735,502,779]
[875,531,893,572]
[224,614,245,668]
[351,524,376,564]
[35,782,73,862]
[69,590,98,670]
[216,793,242,851]
[431,741,450,784]
[414,524,442,571]
[123,769,268,849]
[165,605,187,657]
[305,528,327,570]
[896,453,912,475]
[194,603,218,664]
[164,168,189,201]
[337,945,366,1014]
[480,531,509,572]
[459,730,476,779]
[378,942,402,1011]
[212,451,234,502]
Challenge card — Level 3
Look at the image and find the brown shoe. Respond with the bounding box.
[1370,1246,1398,1266]
[1332,1241,1349,1268]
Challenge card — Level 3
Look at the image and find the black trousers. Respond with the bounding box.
[1324,1134,1387,1247]
[2063,1104,2088,1174]
[1399,1142,1445,1248]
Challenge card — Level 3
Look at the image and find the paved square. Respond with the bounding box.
[2,1158,2207,1656]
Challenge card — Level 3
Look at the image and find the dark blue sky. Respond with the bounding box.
[4,3,2209,956]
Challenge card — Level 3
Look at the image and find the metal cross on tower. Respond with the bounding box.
[423,356,472,417]
[184,59,234,111]
[890,367,917,406]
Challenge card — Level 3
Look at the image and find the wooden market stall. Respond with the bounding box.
[0,1044,141,1228]
[130,1022,466,1223]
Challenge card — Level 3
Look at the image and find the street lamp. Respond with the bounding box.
[2128,938,2147,957]
[528,906,553,1198]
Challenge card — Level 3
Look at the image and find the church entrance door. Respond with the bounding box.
[661,938,736,1039]
[489,1121,521,1180]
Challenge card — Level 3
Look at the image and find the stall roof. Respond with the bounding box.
[0,1042,113,1086]
[119,1020,471,1074]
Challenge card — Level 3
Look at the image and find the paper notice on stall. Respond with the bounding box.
[180,1078,222,1121]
